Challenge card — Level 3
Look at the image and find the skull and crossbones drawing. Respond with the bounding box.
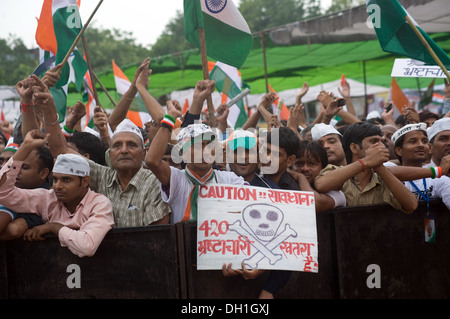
[229,203,298,268]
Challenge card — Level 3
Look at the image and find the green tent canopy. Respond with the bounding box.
[67,32,450,109]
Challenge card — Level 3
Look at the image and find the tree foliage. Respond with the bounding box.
[149,10,195,58]
[0,0,356,86]
[80,25,152,73]
[0,35,38,86]
[238,0,306,32]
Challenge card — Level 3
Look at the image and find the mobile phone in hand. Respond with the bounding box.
[385,103,393,112]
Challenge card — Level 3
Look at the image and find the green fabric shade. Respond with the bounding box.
[67,32,450,109]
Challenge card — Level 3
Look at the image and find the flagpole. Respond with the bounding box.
[198,28,217,128]
[92,72,117,107]
[260,31,269,94]
[58,0,104,73]
[405,15,450,81]
[81,34,104,113]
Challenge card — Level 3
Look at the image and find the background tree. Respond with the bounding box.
[79,25,151,72]
[150,10,194,58]
[238,0,306,32]
[325,0,365,13]
[0,35,38,86]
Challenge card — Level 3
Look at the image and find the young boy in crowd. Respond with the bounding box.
[290,140,346,212]
[222,129,291,300]
[314,121,418,213]
[0,143,53,240]
[0,130,114,257]
[260,126,301,191]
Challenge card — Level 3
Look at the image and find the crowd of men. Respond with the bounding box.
[0,59,449,298]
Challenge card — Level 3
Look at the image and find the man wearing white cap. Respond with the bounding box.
[311,123,346,167]
[391,123,450,210]
[314,122,418,214]
[146,100,245,224]
[32,75,171,228]
[425,117,450,168]
[0,130,114,257]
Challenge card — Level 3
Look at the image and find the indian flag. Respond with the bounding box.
[366,0,450,69]
[38,49,68,124]
[209,61,247,128]
[268,84,289,121]
[82,68,95,129]
[184,0,253,68]
[389,77,409,113]
[35,0,87,90]
[112,60,151,128]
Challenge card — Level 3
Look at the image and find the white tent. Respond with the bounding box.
[169,78,390,119]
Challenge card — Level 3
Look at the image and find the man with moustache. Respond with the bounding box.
[310,123,346,166]
[31,74,171,228]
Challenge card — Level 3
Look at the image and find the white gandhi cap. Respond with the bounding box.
[111,119,144,144]
[427,117,450,142]
[311,123,342,141]
[52,153,90,177]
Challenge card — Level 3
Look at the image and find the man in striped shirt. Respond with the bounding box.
[32,75,171,228]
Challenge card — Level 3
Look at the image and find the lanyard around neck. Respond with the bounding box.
[409,178,430,204]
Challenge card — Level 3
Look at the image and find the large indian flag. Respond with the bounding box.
[366,0,450,69]
[209,61,247,128]
[112,60,151,128]
[35,0,87,90]
[184,0,253,68]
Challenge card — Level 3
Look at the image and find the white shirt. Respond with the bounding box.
[404,175,450,210]
[160,166,245,223]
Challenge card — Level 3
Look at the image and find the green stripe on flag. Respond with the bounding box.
[367,0,450,68]
[210,64,247,128]
[53,4,87,89]
[184,0,253,68]
[50,86,67,124]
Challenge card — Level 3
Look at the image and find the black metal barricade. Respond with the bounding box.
[0,200,449,299]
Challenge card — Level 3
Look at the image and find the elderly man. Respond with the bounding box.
[31,74,171,228]
[0,130,114,257]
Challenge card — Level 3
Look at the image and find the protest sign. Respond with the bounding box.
[196,184,318,272]
[391,58,449,78]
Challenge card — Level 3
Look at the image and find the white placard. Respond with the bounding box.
[196,184,318,272]
[391,58,448,78]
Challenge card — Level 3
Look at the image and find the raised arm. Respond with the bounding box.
[145,100,183,188]
[257,92,277,124]
[241,107,260,130]
[373,164,418,213]
[286,103,304,140]
[16,76,40,137]
[107,58,149,131]
[0,129,48,188]
[314,143,389,193]
[182,80,216,127]
[31,75,76,157]
[135,59,165,123]
[338,79,356,116]
[93,106,111,145]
